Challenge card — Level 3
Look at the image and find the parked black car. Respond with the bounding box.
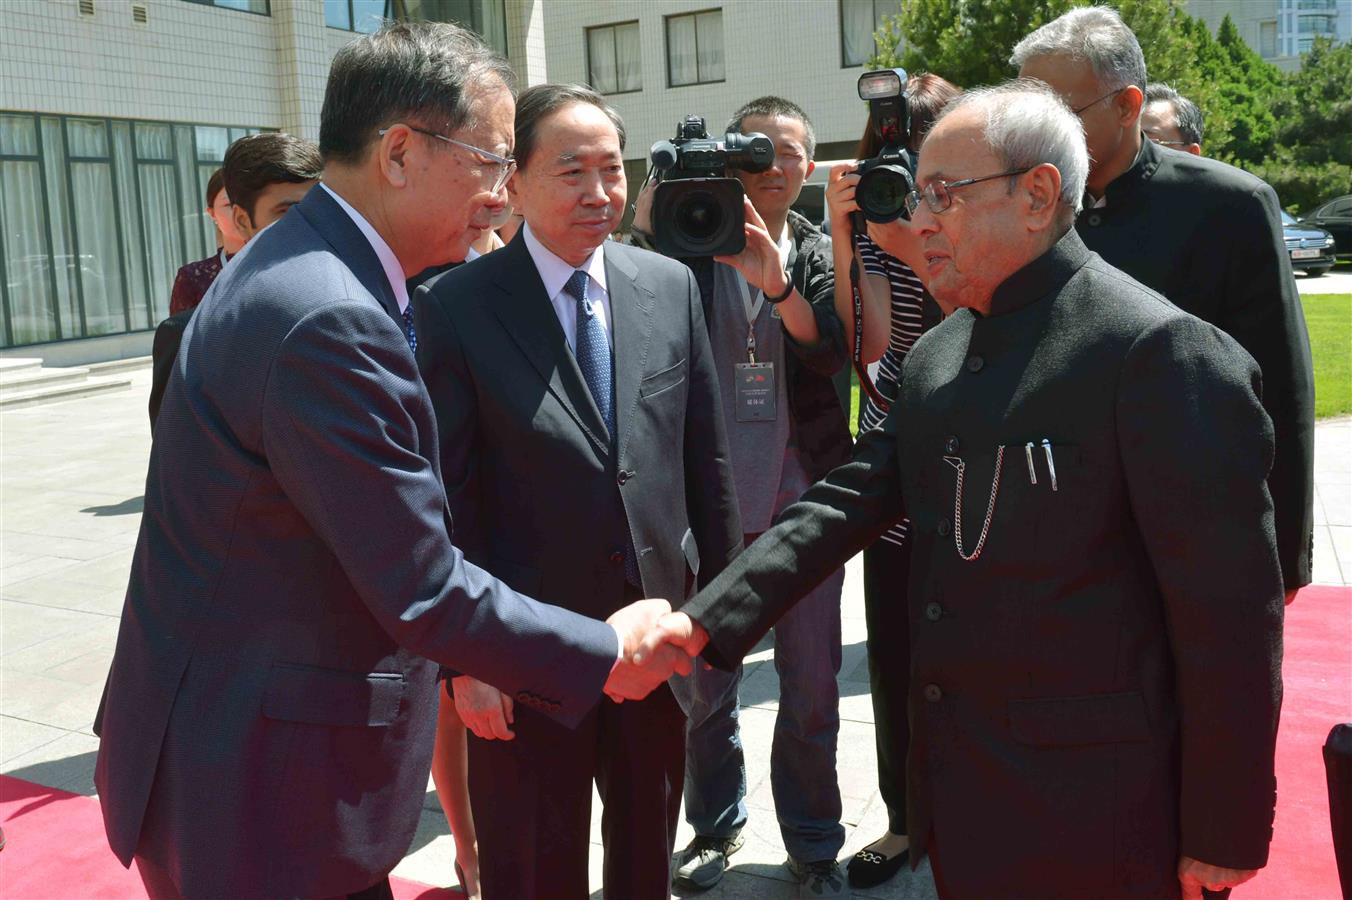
[1281,210,1337,276]
[1301,194,1352,261]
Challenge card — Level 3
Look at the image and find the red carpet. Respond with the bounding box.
[1,586,1347,898]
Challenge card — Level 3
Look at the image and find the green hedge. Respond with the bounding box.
[1246,159,1352,216]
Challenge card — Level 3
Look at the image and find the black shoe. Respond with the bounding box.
[846,841,908,888]
[672,832,745,891]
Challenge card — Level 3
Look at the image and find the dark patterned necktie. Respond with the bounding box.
[401,304,417,354]
[563,270,613,437]
[562,269,641,588]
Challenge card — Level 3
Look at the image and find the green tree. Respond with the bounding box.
[1273,37,1352,167]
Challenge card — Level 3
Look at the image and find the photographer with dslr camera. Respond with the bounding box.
[631,97,852,897]
[823,70,958,890]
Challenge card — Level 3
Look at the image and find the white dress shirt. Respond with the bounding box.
[319,183,410,314]
[522,222,612,351]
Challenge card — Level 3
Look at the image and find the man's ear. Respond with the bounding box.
[378,124,413,188]
[1024,162,1063,231]
[231,203,255,241]
[506,169,522,204]
[804,159,816,180]
[1115,84,1144,128]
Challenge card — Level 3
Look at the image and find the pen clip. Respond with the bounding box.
[1041,439,1058,492]
[1024,442,1037,485]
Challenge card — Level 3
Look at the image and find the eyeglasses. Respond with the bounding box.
[903,168,1034,217]
[378,125,516,193]
[1147,136,1191,148]
[1071,87,1126,116]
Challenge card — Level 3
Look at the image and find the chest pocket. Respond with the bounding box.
[639,358,687,400]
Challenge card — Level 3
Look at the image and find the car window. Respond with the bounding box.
[1333,199,1352,216]
[1281,211,1297,225]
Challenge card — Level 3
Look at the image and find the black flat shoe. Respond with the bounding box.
[846,844,908,888]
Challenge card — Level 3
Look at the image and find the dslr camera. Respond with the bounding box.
[854,68,916,223]
[649,115,775,257]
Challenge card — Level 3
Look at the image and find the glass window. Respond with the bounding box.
[1,159,59,343]
[135,123,173,160]
[136,163,185,325]
[840,0,901,67]
[40,118,80,338]
[175,125,205,260]
[325,0,351,29]
[111,121,148,334]
[195,126,230,162]
[352,0,386,33]
[1,114,38,156]
[1260,21,1278,57]
[587,21,642,95]
[70,158,127,335]
[667,9,723,87]
[182,0,270,14]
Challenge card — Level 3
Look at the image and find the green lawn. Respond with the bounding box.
[845,294,1350,430]
[1303,293,1352,419]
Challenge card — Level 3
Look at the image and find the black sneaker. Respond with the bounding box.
[786,856,849,897]
[672,833,745,890]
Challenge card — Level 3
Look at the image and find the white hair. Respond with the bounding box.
[1010,6,1147,93]
[937,79,1090,216]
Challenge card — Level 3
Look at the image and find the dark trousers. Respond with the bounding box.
[468,680,685,900]
[135,855,393,900]
[863,536,912,835]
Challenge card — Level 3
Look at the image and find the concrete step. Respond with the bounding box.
[0,375,132,410]
[0,366,92,394]
[0,357,43,375]
[87,356,152,376]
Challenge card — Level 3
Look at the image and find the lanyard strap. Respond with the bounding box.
[850,230,890,413]
[735,274,765,363]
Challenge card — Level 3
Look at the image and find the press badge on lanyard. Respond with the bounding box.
[734,274,777,421]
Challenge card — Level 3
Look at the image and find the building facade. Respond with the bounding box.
[1187,0,1352,71]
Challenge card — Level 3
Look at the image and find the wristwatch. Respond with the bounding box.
[764,268,795,304]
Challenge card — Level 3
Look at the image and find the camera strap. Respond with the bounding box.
[850,231,890,414]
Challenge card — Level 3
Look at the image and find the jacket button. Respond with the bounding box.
[609,551,624,565]
[937,518,951,537]
[617,470,631,485]
[1087,213,1102,227]
[966,355,984,373]
[925,602,943,621]
[944,436,960,455]
[923,683,943,703]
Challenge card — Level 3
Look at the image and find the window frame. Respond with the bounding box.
[585,20,643,96]
[839,0,900,69]
[181,0,272,17]
[664,8,726,89]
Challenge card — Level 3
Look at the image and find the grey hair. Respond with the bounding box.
[1145,82,1205,145]
[319,20,516,165]
[935,79,1089,216]
[1010,6,1147,93]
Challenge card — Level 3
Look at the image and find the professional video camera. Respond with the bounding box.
[854,68,916,223]
[648,115,775,257]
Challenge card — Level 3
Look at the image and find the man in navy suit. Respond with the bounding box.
[94,23,686,899]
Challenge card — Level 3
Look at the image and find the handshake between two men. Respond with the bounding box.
[453,600,710,741]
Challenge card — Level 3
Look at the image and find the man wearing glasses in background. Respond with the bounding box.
[1141,82,1204,156]
[1014,6,1315,607]
[641,79,1284,900]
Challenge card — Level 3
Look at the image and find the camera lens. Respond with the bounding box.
[857,165,913,223]
[675,190,725,244]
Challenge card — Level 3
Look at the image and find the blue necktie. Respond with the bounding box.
[563,270,640,587]
[564,270,613,437]
[401,304,417,354]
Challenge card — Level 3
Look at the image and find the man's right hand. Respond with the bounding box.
[826,162,860,233]
[631,179,657,235]
[604,599,695,702]
[452,675,515,741]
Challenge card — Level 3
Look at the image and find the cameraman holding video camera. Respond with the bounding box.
[631,97,852,897]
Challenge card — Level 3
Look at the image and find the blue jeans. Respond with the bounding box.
[670,554,846,862]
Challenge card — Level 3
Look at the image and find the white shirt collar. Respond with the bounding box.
[319,183,410,313]
[522,222,607,299]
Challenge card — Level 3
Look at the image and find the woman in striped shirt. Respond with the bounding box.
[826,71,960,891]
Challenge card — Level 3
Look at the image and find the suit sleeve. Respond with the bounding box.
[1220,184,1315,590]
[148,315,183,430]
[683,402,905,668]
[783,234,847,377]
[681,267,743,588]
[1117,316,1284,869]
[259,300,618,729]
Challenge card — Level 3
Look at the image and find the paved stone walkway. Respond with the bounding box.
[2,368,1347,898]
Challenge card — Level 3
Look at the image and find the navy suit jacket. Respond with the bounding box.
[94,186,618,897]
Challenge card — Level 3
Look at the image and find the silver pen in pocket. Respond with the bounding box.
[1041,439,1058,492]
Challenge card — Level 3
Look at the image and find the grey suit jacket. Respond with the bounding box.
[684,230,1283,897]
[93,186,618,897]
[414,235,742,623]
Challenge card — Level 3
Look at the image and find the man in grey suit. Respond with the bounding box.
[415,84,742,899]
[95,24,685,899]
[643,81,1284,899]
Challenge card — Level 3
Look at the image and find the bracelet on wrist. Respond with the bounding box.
[764,269,795,304]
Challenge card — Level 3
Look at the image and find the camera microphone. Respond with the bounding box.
[649,140,679,172]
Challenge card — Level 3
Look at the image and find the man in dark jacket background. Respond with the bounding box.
[632,96,854,896]
[1014,6,1315,600]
